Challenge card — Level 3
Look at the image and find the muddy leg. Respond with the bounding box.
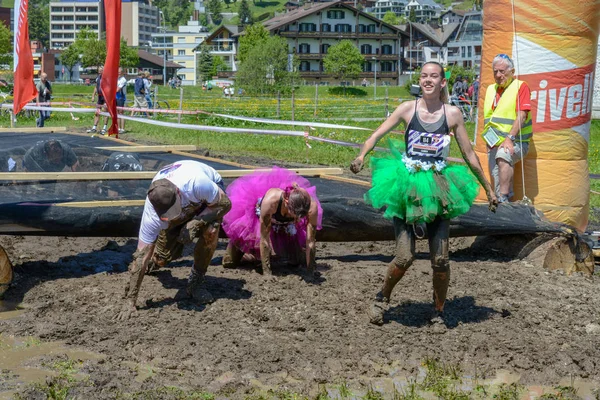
[369,217,415,325]
[428,218,450,313]
[223,242,244,268]
[0,245,13,299]
[149,225,184,273]
[186,220,220,304]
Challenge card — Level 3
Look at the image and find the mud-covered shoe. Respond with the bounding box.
[368,291,389,326]
[187,284,214,304]
[430,313,447,334]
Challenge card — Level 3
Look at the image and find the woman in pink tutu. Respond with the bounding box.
[222,166,323,278]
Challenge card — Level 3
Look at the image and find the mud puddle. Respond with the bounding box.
[0,301,24,320]
[0,334,105,399]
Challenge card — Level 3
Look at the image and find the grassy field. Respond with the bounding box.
[2,85,599,210]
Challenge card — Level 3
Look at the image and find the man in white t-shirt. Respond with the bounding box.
[117,160,231,320]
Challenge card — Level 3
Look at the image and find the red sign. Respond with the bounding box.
[524,63,595,133]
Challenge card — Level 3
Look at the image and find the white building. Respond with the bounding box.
[372,0,407,20]
[49,0,101,49]
[49,0,159,49]
[151,19,210,85]
[404,0,443,23]
[263,1,408,85]
[446,10,482,69]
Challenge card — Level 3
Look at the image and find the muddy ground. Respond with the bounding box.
[1,232,600,398]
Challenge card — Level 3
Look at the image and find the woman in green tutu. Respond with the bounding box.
[350,62,498,329]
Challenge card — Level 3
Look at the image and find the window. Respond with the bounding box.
[178,37,186,43]
[321,43,330,54]
[63,7,73,11]
[64,33,74,38]
[321,23,331,32]
[327,10,345,19]
[430,51,438,58]
[76,7,86,12]
[467,46,472,57]
[299,23,316,32]
[298,43,311,54]
[461,46,465,58]
[88,7,97,12]
[368,24,376,33]
[360,44,372,54]
[381,61,393,72]
[63,16,73,21]
[358,24,366,33]
[76,16,87,21]
[299,61,310,71]
[381,44,392,54]
[362,62,372,72]
[51,7,61,12]
[178,50,186,55]
[335,24,351,32]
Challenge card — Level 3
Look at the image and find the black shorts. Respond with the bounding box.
[97,96,105,106]
[116,98,125,107]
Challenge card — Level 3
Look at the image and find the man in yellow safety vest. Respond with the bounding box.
[482,53,532,203]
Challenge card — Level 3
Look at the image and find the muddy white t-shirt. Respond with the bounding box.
[139,161,222,244]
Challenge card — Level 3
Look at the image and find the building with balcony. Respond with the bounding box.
[446,10,482,69]
[198,25,240,79]
[262,1,408,85]
[371,0,407,20]
[49,0,101,49]
[404,0,443,23]
[401,21,459,70]
[151,19,210,85]
[439,9,466,26]
[121,0,160,47]
[49,0,160,49]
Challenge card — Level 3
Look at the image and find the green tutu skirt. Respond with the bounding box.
[366,139,480,224]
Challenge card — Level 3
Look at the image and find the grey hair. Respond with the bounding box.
[492,54,514,69]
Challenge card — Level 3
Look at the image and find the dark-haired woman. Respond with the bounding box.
[222,166,322,277]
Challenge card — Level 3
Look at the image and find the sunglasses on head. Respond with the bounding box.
[496,53,513,62]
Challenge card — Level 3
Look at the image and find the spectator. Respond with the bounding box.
[87,66,110,135]
[144,72,153,116]
[131,71,148,117]
[116,67,127,134]
[451,75,464,97]
[23,139,79,172]
[482,54,532,203]
[36,73,52,128]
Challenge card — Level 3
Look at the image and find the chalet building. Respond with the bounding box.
[262,0,409,85]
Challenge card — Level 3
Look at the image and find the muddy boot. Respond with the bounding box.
[186,269,214,304]
[429,312,447,334]
[368,291,389,326]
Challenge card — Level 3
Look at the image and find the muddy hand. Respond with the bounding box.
[488,193,498,213]
[115,302,137,321]
[350,158,364,174]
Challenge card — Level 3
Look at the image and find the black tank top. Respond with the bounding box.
[272,194,295,223]
[404,99,450,162]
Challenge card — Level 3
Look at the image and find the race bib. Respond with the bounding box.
[406,129,450,158]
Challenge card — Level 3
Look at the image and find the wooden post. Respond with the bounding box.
[10,110,15,128]
[291,88,295,121]
[178,87,184,124]
[277,91,281,118]
[314,83,318,117]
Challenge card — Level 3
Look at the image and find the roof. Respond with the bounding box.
[137,50,184,69]
[262,0,405,35]
[406,0,442,8]
[203,24,241,43]
[408,21,460,46]
[440,9,467,17]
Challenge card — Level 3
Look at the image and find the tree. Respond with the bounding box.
[119,39,139,68]
[236,35,298,94]
[207,0,223,25]
[154,0,193,28]
[211,56,228,77]
[323,40,364,87]
[408,8,416,22]
[238,0,254,26]
[196,44,214,83]
[224,0,231,8]
[237,23,269,63]
[28,0,49,46]
[0,21,12,68]
[58,45,80,81]
[382,11,400,25]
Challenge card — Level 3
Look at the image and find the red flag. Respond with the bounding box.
[13,0,37,115]
[100,0,122,137]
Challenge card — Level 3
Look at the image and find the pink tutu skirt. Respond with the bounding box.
[222,166,323,257]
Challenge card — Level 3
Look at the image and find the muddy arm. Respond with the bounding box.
[259,213,273,276]
[116,242,154,320]
[305,203,318,274]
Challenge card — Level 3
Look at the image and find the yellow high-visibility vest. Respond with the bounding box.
[483,79,533,145]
